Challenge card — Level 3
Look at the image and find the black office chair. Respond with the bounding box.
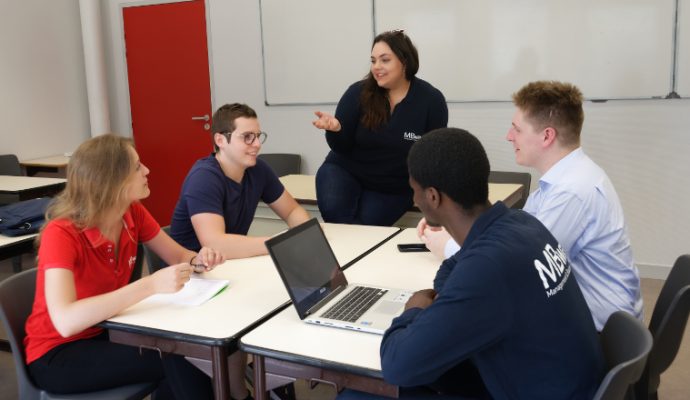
[258,153,301,177]
[0,154,22,176]
[635,254,690,400]
[144,225,171,274]
[128,243,146,283]
[0,268,157,400]
[593,311,653,400]
[488,171,531,209]
[1,154,27,272]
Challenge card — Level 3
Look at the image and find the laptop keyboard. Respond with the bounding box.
[321,286,388,322]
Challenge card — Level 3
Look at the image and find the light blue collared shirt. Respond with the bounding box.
[444,148,643,330]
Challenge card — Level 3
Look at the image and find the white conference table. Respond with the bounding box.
[240,229,440,399]
[104,223,400,400]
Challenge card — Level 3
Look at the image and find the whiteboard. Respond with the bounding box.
[260,0,678,104]
[260,0,373,105]
[677,0,690,97]
[376,0,676,101]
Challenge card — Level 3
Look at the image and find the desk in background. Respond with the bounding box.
[0,175,66,205]
[20,155,69,177]
[241,229,440,399]
[104,223,400,400]
[250,175,318,236]
[0,233,37,268]
[250,175,524,235]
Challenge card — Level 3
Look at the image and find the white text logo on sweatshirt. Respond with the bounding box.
[533,243,572,298]
[403,132,421,141]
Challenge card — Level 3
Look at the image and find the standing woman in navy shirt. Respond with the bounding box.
[313,30,448,226]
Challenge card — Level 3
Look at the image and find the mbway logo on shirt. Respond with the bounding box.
[533,243,572,297]
[403,132,421,141]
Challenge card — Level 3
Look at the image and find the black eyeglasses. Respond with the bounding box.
[222,131,268,145]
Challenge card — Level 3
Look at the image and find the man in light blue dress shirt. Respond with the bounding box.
[417,81,643,330]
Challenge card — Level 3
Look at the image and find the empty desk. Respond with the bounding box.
[20,155,70,177]
[0,233,37,262]
[0,175,66,204]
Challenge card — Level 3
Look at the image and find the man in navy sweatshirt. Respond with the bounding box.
[341,127,604,399]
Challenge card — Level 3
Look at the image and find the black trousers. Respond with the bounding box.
[28,331,213,399]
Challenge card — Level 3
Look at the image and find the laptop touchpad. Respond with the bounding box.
[375,301,405,314]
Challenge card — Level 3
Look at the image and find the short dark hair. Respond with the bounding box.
[211,103,258,151]
[408,128,490,210]
[512,81,584,147]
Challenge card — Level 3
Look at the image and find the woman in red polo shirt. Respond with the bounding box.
[23,134,227,399]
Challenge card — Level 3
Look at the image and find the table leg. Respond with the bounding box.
[253,354,268,400]
[212,346,230,400]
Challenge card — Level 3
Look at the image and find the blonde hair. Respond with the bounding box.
[46,134,136,229]
[512,81,584,147]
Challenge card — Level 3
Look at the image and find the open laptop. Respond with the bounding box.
[265,218,412,335]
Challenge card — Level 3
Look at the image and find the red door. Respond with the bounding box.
[123,0,212,225]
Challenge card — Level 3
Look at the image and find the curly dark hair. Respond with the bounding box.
[408,127,489,210]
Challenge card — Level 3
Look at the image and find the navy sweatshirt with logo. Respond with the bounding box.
[381,203,605,399]
[323,77,447,194]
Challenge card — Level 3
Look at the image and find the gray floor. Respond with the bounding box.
[0,254,688,399]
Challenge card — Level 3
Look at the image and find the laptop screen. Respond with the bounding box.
[265,219,347,318]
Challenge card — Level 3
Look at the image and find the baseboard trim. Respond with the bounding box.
[637,263,672,280]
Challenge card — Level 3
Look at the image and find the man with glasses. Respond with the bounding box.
[171,103,309,260]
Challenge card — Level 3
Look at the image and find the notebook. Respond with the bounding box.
[265,218,412,335]
[147,278,229,306]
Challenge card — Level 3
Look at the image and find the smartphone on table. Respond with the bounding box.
[397,243,430,252]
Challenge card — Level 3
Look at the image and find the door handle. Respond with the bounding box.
[191,114,209,121]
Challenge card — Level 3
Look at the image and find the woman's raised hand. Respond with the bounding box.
[312,111,342,132]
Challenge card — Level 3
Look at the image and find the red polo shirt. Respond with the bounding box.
[24,202,159,364]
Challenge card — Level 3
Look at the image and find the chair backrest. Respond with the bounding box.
[488,171,531,209]
[129,243,146,283]
[0,269,158,400]
[145,225,171,274]
[258,153,301,177]
[636,254,690,398]
[593,311,653,400]
[0,268,43,399]
[0,154,22,176]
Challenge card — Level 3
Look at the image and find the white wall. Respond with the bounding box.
[0,0,90,159]
[104,0,690,277]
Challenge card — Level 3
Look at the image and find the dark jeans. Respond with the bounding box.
[316,162,413,226]
[28,331,213,399]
